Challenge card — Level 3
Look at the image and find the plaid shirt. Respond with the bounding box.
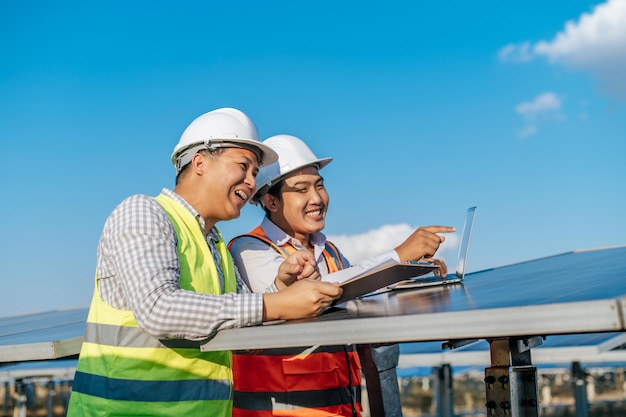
[95,188,263,341]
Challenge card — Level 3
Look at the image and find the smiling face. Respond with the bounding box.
[203,147,259,223]
[174,147,259,230]
[264,165,329,246]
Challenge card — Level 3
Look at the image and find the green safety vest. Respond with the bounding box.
[68,193,237,417]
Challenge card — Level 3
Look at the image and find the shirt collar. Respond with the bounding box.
[260,216,327,252]
[161,188,220,240]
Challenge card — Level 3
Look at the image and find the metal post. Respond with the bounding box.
[47,380,55,417]
[62,380,71,411]
[484,337,540,417]
[3,381,9,415]
[357,344,385,417]
[572,362,589,417]
[434,364,453,417]
[15,379,26,417]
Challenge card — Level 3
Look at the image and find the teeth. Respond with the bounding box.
[235,190,248,201]
[306,210,321,217]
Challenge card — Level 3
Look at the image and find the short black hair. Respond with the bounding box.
[175,148,225,185]
[261,179,284,217]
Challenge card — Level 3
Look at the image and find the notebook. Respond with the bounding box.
[332,207,477,304]
[387,206,477,290]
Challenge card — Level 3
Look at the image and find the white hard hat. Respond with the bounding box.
[171,108,279,173]
[251,134,332,204]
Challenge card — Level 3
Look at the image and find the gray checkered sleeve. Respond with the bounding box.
[95,190,263,341]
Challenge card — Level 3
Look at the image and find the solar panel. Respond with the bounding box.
[1,246,625,363]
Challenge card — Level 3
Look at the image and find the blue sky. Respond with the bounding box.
[1,1,625,318]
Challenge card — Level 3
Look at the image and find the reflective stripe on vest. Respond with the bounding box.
[230,226,362,416]
[68,194,235,417]
[233,386,362,413]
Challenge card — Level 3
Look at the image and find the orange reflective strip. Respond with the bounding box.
[233,405,360,417]
[231,228,345,274]
[229,226,295,257]
[323,241,346,272]
[323,252,339,273]
[234,387,362,416]
[271,405,361,417]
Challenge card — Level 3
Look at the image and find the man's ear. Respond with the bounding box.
[263,194,279,212]
[190,152,207,175]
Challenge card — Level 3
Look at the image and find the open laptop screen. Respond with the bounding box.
[456,206,477,279]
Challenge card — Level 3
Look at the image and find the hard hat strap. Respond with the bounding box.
[175,140,263,173]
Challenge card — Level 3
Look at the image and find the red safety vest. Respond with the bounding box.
[229,226,363,417]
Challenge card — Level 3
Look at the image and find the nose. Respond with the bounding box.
[309,188,322,204]
[245,170,256,190]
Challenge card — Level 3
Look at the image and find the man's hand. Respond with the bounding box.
[263,280,342,321]
[431,258,448,278]
[395,225,456,263]
[274,250,320,290]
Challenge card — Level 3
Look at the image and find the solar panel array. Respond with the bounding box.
[1,245,625,366]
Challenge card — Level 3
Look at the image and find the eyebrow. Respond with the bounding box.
[232,151,258,167]
[290,175,324,186]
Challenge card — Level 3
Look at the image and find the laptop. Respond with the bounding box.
[386,206,477,290]
[332,207,477,304]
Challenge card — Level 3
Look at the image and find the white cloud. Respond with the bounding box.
[498,42,534,63]
[499,0,626,98]
[515,92,564,137]
[534,0,626,63]
[516,92,562,117]
[327,224,460,267]
[517,124,537,138]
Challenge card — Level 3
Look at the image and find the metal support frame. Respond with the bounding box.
[15,379,26,417]
[357,344,385,417]
[484,337,542,417]
[46,380,55,417]
[3,381,9,415]
[572,361,589,417]
[433,364,454,417]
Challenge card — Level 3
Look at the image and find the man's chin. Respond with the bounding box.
[222,208,242,222]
